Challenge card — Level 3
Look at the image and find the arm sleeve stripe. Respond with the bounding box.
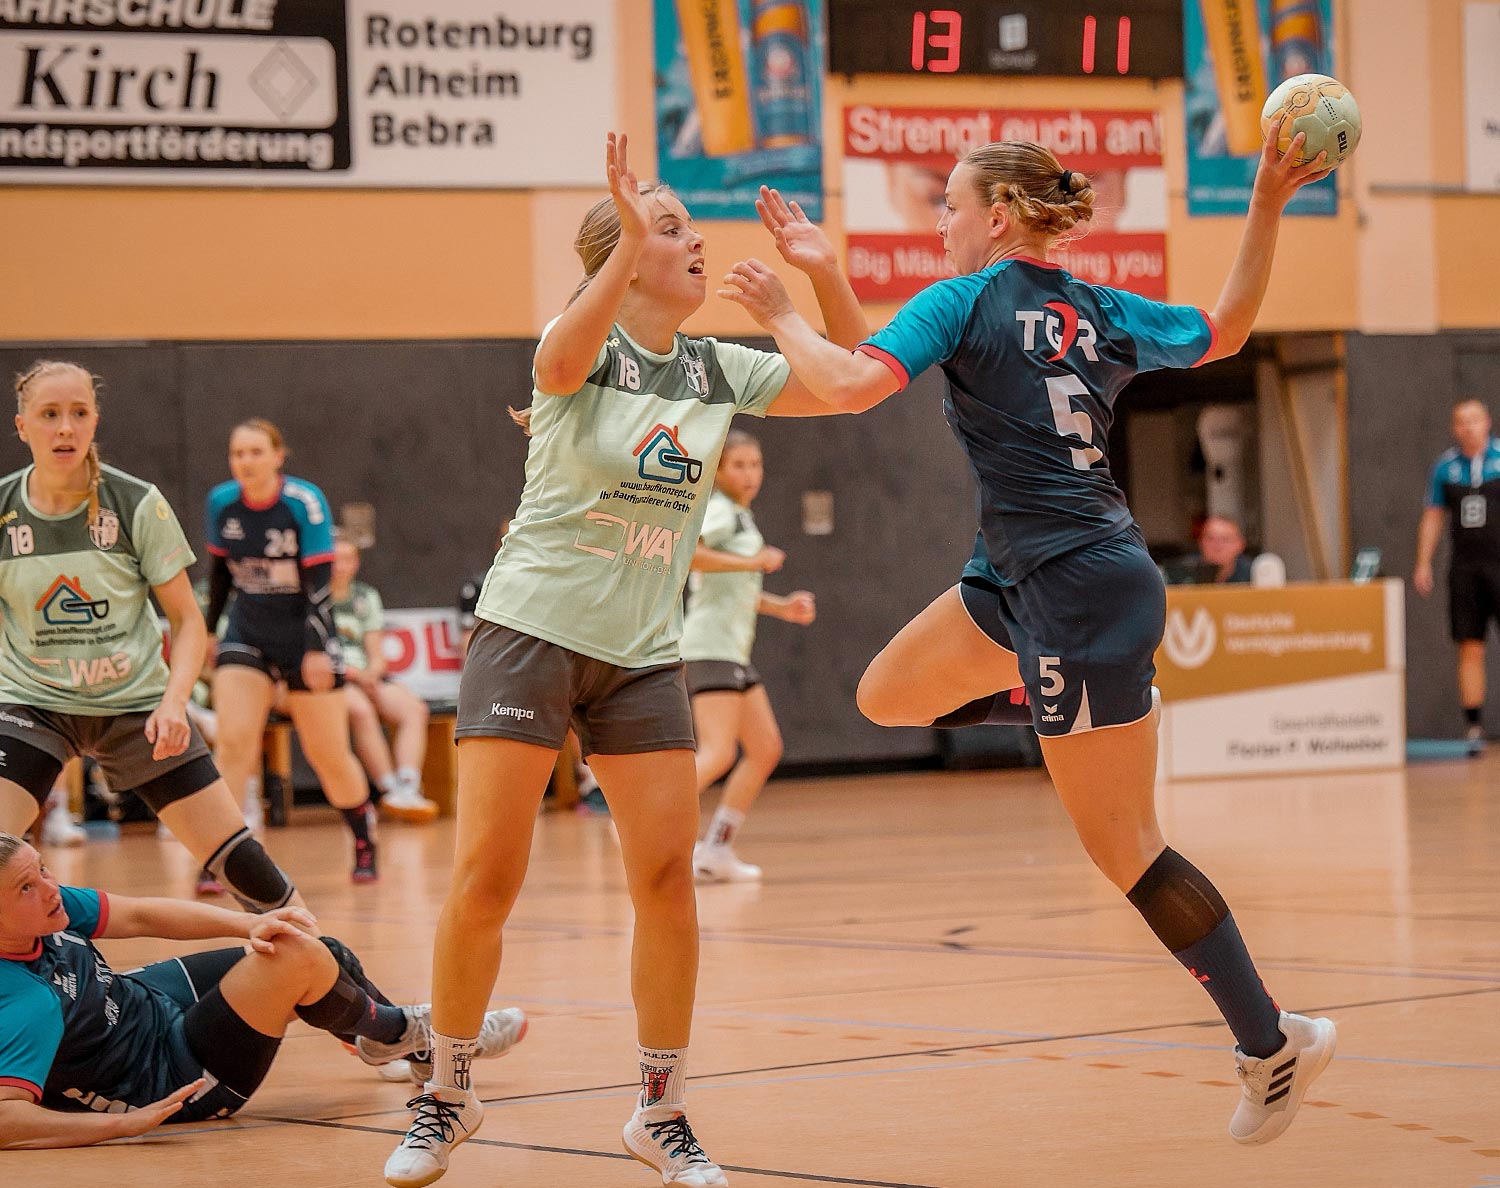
[300,551,336,568]
[1191,309,1220,368]
[92,892,110,939]
[855,344,910,389]
[206,544,228,557]
[0,1077,42,1101]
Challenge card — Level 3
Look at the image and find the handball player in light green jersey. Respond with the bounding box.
[385,133,866,1188]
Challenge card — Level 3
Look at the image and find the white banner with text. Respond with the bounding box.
[0,0,613,185]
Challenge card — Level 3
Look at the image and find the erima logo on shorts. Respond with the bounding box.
[1041,703,1065,724]
[491,705,536,720]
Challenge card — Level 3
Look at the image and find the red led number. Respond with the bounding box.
[1080,14,1133,75]
[911,9,962,72]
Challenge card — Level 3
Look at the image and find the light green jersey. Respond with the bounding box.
[476,322,789,667]
[0,464,196,714]
[334,580,384,671]
[680,490,764,665]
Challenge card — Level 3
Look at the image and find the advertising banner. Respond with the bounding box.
[0,0,613,186]
[653,0,823,221]
[1183,0,1336,215]
[380,606,463,703]
[1465,2,1500,191]
[842,104,1169,303]
[1156,580,1405,779]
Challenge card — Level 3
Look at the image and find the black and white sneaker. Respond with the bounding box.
[1229,1011,1337,1145]
[622,1098,728,1186]
[384,1084,483,1187]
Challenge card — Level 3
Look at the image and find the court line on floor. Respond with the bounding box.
[251,1116,949,1188]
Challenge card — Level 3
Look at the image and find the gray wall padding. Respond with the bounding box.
[1346,331,1500,739]
[2,339,976,765]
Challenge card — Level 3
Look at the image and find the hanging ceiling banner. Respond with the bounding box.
[0,0,615,186]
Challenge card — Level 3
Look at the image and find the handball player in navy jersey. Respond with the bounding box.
[722,124,1338,1145]
[204,420,380,883]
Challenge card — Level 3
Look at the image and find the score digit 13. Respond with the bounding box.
[911,8,963,72]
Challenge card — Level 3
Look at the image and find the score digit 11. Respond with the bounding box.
[911,8,962,72]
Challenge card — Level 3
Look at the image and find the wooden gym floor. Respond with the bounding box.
[19,754,1500,1188]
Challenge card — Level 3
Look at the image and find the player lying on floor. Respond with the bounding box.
[0,832,525,1148]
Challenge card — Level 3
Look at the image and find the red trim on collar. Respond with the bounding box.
[1002,254,1063,270]
[0,939,42,962]
[240,479,284,512]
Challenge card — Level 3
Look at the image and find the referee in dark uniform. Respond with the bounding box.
[1414,397,1500,754]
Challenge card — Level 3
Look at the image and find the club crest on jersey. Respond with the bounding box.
[1016,303,1099,362]
[679,353,709,397]
[221,518,245,541]
[633,424,703,486]
[88,508,119,551]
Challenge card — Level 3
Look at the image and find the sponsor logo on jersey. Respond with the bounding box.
[573,511,683,567]
[88,507,119,551]
[1016,304,1100,362]
[1162,607,1217,669]
[222,517,245,541]
[633,424,703,486]
[36,576,110,625]
[679,353,710,397]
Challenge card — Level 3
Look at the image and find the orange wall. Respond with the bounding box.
[0,0,1494,342]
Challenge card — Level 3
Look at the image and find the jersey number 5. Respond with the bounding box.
[1046,375,1103,470]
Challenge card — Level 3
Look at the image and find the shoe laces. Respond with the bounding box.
[1236,1049,1296,1102]
[402,1093,466,1148]
[644,1113,711,1164]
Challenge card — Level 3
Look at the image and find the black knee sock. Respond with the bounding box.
[340,801,373,845]
[1127,847,1283,1058]
[295,968,407,1044]
[1464,705,1482,727]
[933,688,1032,728]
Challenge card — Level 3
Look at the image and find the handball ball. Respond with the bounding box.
[1260,74,1362,168]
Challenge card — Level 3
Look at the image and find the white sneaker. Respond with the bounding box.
[1229,1011,1337,1145]
[376,1059,415,1083]
[1466,724,1485,757]
[379,783,440,824]
[361,1006,529,1085]
[693,842,761,884]
[622,1098,728,1187]
[40,802,86,848]
[384,1084,483,1188]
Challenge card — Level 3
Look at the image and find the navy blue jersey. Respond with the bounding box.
[861,258,1214,585]
[0,887,186,1112]
[1427,441,1500,566]
[205,477,335,644]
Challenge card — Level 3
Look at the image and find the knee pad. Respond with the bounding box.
[206,829,296,913]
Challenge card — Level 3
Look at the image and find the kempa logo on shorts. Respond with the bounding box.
[490,704,535,720]
[0,709,33,729]
[1163,607,1217,669]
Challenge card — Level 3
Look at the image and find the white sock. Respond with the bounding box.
[395,766,422,791]
[377,772,401,794]
[706,806,744,849]
[432,1031,480,1092]
[637,1044,688,1108]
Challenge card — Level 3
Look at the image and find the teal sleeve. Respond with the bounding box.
[0,976,62,1100]
[133,488,196,588]
[1427,459,1447,508]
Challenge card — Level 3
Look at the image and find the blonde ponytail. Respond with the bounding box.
[961,141,1096,240]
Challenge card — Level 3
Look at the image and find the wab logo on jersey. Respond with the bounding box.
[88,507,120,551]
[1016,303,1100,362]
[1162,607,1216,670]
[36,576,110,626]
[633,424,703,486]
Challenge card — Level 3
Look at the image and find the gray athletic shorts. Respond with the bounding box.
[0,703,214,800]
[456,622,696,757]
[685,660,762,696]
